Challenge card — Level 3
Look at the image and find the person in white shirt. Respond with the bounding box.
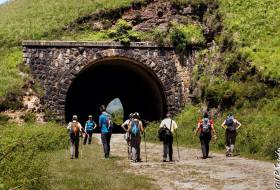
[67,115,83,159]
[159,113,178,162]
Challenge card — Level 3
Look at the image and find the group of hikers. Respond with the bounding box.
[66,106,241,162]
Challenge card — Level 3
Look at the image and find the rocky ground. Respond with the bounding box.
[96,134,274,190]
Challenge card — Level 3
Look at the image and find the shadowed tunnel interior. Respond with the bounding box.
[65,58,167,132]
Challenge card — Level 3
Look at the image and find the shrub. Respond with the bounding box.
[108,19,141,45]
[20,112,37,123]
[0,88,24,112]
[0,114,10,124]
[0,123,67,189]
[169,22,205,52]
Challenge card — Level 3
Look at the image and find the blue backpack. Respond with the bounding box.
[225,117,235,131]
[130,120,140,136]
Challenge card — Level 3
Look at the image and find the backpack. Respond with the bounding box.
[70,122,79,137]
[130,120,140,136]
[158,120,173,141]
[201,118,211,133]
[225,118,235,131]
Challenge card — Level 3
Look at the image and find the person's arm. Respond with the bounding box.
[121,120,128,132]
[93,121,97,130]
[140,121,144,133]
[194,122,201,136]
[67,122,71,130]
[172,120,178,133]
[221,120,227,129]
[235,119,242,129]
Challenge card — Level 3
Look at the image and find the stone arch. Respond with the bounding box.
[61,55,169,124]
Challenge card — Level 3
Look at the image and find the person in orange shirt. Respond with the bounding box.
[195,112,217,159]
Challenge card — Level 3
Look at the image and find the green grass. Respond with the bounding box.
[0,49,23,97]
[0,0,135,48]
[218,0,280,81]
[48,138,158,190]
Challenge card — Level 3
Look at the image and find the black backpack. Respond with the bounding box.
[158,120,173,141]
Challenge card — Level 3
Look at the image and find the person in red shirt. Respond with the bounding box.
[195,112,217,159]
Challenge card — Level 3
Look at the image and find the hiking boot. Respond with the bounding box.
[163,159,167,162]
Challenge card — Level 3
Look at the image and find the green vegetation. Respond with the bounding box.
[0,123,67,189]
[111,109,124,125]
[48,139,158,190]
[170,22,205,53]
[108,19,142,45]
[218,0,280,82]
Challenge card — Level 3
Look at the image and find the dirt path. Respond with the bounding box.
[96,134,274,190]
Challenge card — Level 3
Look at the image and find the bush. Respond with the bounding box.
[0,123,67,189]
[0,114,10,124]
[0,88,24,112]
[169,22,205,53]
[108,19,141,45]
[20,112,37,123]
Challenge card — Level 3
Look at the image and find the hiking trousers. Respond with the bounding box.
[101,133,112,158]
[199,132,212,158]
[130,135,141,162]
[84,130,93,144]
[225,129,237,154]
[70,136,79,158]
[163,135,173,161]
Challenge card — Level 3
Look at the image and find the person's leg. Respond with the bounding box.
[163,139,168,161]
[136,136,141,161]
[74,137,79,158]
[230,131,237,155]
[225,130,230,156]
[169,135,173,161]
[84,133,88,145]
[205,134,211,158]
[107,133,112,157]
[200,135,207,158]
[70,138,74,159]
[131,136,137,162]
[88,131,93,144]
[101,133,109,158]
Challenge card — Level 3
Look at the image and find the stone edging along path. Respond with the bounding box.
[95,134,273,190]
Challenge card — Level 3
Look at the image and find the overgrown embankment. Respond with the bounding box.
[0,123,67,189]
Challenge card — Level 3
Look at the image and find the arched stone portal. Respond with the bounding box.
[23,41,192,124]
[65,57,167,123]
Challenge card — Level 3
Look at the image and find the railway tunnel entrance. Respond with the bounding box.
[65,57,167,129]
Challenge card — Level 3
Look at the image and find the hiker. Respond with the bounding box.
[121,113,133,159]
[195,112,217,159]
[221,113,242,157]
[159,113,178,162]
[67,115,83,159]
[84,115,97,145]
[99,105,113,158]
[127,112,144,162]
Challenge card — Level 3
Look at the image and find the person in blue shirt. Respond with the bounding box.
[99,105,113,158]
[84,115,97,145]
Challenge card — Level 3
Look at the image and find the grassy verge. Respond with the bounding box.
[0,122,68,190]
[145,101,280,161]
[48,138,158,190]
[218,0,280,81]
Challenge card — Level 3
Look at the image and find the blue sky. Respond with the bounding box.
[0,0,8,5]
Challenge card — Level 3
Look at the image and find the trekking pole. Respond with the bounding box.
[144,131,147,162]
[175,129,180,161]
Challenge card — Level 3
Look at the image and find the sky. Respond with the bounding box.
[0,0,8,5]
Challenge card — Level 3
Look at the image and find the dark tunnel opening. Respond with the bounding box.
[65,57,167,132]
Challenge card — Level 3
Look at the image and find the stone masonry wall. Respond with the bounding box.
[23,41,193,121]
